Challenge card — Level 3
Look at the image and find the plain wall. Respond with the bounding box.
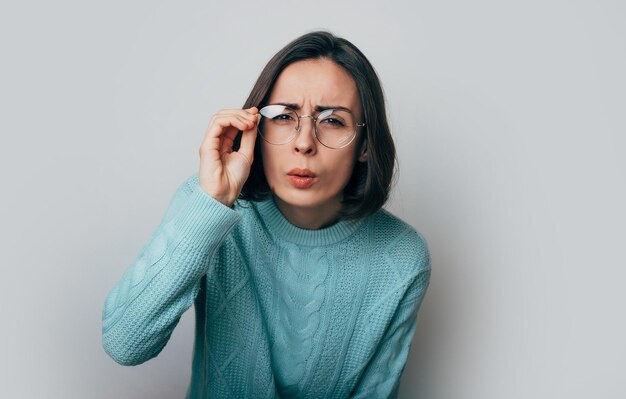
[1,0,625,398]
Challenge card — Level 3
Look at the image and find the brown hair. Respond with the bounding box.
[238,31,396,220]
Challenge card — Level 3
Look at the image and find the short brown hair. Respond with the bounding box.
[238,31,396,220]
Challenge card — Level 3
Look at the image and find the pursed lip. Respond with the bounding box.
[286,168,317,189]
[287,168,317,178]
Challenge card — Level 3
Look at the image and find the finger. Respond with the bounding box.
[200,117,242,160]
[213,114,253,130]
[215,107,258,121]
[200,109,260,161]
[206,114,254,140]
[214,115,255,154]
[237,114,259,165]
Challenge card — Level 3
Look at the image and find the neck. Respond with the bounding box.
[273,196,342,230]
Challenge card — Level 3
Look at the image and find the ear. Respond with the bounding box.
[357,139,368,162]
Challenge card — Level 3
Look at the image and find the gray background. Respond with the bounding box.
[1,0,624,398]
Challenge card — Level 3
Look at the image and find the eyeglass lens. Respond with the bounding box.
[258,105,357,149]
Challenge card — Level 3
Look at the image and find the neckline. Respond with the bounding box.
[254,198,365,246]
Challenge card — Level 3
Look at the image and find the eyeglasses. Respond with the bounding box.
[257,104,366,149]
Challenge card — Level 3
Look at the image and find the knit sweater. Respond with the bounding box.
[102,173,431,398]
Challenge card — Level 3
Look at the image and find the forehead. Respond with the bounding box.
[268,58,361,112]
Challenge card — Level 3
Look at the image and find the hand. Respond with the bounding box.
[198,107,260,206]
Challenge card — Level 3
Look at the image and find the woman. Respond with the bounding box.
[102,31,431,398]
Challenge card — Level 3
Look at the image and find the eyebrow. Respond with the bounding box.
[274,102,354,114]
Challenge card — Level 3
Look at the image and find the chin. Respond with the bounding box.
[272,187,340,210]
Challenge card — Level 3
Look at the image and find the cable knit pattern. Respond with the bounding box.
[102,173,431,398]
[273,247,329,396]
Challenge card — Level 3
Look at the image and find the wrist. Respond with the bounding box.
[199,185,235,208]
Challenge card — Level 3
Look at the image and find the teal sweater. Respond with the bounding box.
[102,174,431,398]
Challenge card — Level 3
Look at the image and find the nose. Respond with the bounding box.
[293,115,317,155]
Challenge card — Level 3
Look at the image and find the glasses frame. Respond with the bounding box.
[257,104,366,149]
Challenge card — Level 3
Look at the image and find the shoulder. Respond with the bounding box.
[365,209,431,276]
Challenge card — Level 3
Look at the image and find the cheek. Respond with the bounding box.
[331,154,358,185]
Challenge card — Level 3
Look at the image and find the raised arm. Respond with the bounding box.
[102,106,259,365]
[101,176,242,365]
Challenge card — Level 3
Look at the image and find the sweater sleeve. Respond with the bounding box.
[101,174,242,366]
[350,258,431,398]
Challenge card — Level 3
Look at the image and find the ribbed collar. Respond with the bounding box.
[254,198,365,247]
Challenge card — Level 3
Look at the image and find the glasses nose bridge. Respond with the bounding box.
[295,114,318,134]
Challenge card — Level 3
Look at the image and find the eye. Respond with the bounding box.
[320,117,345,127]
[271,113,296,124]
[260,105,297,122]
[274,113,294,120]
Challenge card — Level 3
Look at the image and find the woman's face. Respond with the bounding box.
[261,58,366,224]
